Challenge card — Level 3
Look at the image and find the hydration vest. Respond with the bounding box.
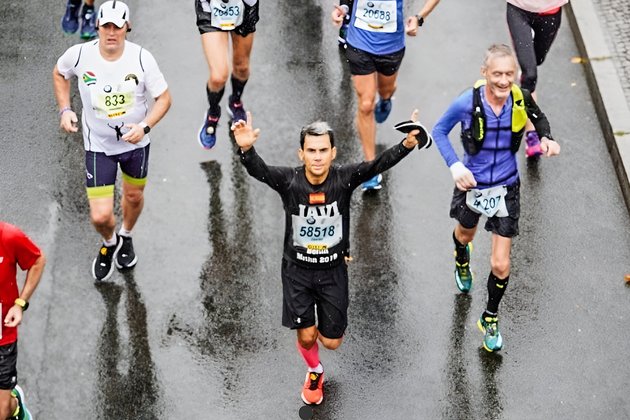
[461,79,529,155]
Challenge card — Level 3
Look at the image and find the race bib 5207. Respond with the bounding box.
[466,185,509,218]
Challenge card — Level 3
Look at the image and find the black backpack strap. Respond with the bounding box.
[471,85,486,141]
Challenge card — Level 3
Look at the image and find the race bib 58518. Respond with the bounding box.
[291,202,343,251]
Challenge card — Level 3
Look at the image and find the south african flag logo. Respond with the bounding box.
[82,71,97,86]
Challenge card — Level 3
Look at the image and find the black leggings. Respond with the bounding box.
[507,3,562,92]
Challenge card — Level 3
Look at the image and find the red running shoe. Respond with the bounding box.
[301,371,324,405]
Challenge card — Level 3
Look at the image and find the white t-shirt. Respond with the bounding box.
[56,40,168,156]
[506,0,568,13]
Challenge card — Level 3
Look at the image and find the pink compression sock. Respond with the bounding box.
[296,340,320,369]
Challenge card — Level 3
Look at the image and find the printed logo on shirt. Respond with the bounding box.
[309,192,325,205]
[82,71,97,86]
[125,73,139,85]
[0,257,3,264]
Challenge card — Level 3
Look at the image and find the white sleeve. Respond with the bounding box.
[140,49,168,99]
[56,44,83,80]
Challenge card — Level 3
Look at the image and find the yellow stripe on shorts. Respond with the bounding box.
[86,185,115,199]
[122,172,147,186]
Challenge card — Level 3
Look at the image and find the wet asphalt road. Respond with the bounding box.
[1,0,630,419]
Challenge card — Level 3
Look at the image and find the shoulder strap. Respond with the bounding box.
[471,85,485,141]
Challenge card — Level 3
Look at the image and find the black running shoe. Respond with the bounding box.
[92,236,122,281]
[115,235,138,269]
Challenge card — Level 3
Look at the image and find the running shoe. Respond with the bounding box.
[61,0,80,34]
[454,243,473,293]
[525,130,543,159]
[477,314,503,352]
[301,371,324,405]
[11,385,32,420]
[338,22,348,47]
[361,174,382,191]
[92,236,122,281]
[115,235,138,269]
[227,97,247,123]
[79,4,97,40]
[198,109,221,149]
[374,98,392,124]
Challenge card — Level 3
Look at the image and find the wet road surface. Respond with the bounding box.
[1,0,630,419]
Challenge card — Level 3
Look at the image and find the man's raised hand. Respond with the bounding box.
[231,111,261,152]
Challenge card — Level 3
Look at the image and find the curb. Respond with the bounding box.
[566,0,630,212]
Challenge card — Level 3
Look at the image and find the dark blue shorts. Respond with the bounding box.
[85,145,150,199]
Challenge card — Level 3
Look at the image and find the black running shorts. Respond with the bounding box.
[449,182,521,238]
[345,45,405,76]
[0,342,18,390]
[281,259,349,339]
[195,0,259,36]
[85,144,150,199]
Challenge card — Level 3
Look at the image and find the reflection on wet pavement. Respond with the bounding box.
[94,272,162,419]
[166,155,272,405]
[443,293,473,419]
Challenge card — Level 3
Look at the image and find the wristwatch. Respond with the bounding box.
[14,298,29,311]
[140,122,151,134]
[416,14,424,26]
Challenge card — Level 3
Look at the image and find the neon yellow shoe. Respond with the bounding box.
[477,315,503,352]
[11,385,32,420]
[454,242,473,293]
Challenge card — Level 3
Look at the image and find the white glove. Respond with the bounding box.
[449,161,477,191]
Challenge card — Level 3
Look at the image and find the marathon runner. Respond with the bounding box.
[432,44,560,351]
[506,0,568,158]
[232,110,429,404]
[196,0,260,149]
[53,0,172,281]
[331,0,440,190]
[0,221,46,420]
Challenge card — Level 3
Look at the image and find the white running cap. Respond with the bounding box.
[98,0,130,28]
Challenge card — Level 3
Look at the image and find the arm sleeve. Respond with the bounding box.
[56,44,83,79]
[238,147,295,193]
[344,140,414,189]
[5,225,41,271]
[522,89,554,141]
[432,90,472,167]
[140,49,168,99]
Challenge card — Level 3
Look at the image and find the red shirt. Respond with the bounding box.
[0,222,41,345]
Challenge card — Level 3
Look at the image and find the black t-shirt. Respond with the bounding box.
[239,141,413,269]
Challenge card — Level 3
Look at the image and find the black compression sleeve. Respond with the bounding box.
[522,89,554,141]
